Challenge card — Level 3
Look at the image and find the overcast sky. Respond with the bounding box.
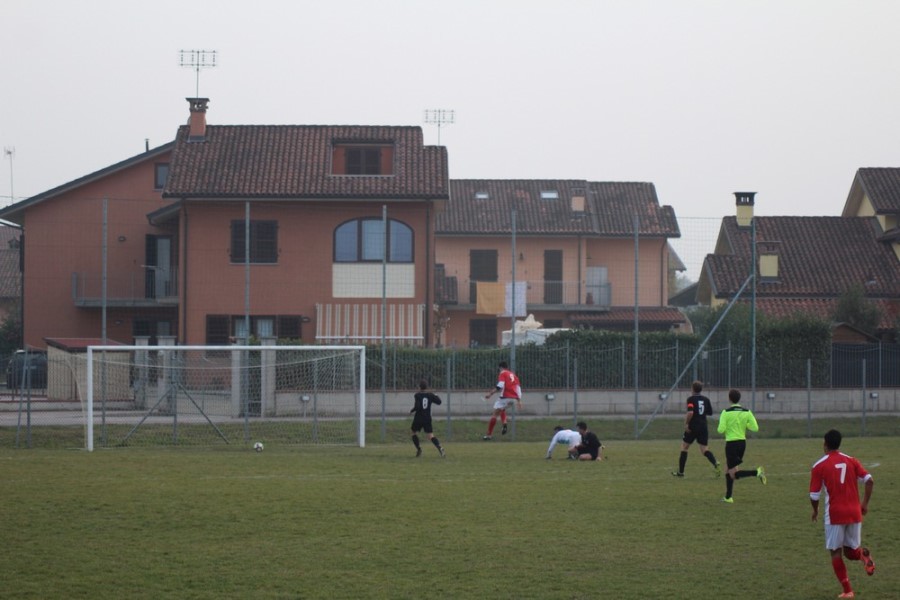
[2,0,900,222]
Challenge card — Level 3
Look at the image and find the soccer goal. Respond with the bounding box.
[80,345,366,451]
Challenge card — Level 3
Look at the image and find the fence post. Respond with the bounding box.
[572,356,579,428]
[861,358,867,437]
[445,353,452,438]
[806,359,812,438]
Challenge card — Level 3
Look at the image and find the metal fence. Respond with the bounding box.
[2,343,898,448]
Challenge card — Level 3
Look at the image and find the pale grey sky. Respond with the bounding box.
[2,0,899,222]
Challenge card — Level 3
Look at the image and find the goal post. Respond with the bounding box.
[83,345,366,451]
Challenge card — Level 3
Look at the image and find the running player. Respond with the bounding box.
[482,361,522,440]
[809,429,875,598]
[672,380,720,477]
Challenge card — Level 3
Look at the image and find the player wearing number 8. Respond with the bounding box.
[410,380,445,457]
[809,429,875,598]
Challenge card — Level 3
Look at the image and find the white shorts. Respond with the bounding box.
[493,398,517,411]
[824,522,861,551]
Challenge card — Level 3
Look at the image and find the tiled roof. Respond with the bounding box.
[0,144,174,224]
[855,168,900,213]
[705,216,900,298]
[741,297,898,332]
[164,125,448,200]
[437,180,679,236]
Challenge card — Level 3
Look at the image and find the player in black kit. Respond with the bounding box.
[411,380,445,458]
[672,380,721,477]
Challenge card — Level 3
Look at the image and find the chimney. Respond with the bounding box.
[186,97,210,141]
[734,191,755,228]
[758,240,780,280]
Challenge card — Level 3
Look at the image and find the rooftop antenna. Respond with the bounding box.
[423,109,455,145]
[179,50,217,97]
[3,147,13,205]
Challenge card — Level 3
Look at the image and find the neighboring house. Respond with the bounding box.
[0,226,22,324]
[696,190,900,341]
[0,142,176,348]
[0,98,449,348]
[434,179,684,347]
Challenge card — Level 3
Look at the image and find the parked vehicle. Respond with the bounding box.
[6,350,48,390]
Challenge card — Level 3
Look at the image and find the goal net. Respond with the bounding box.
[79,345,365,450]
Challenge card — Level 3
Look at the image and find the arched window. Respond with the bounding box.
[334,218,413,263]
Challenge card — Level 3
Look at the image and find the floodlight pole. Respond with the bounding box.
[423,109,455,144]
[179,50,217,97]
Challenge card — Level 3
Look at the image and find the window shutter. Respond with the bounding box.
[277,316,302,340]
[206,315,230,345]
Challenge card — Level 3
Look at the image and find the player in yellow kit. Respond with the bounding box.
[717,388,766,503]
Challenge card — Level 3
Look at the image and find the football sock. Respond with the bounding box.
[844,547,862,561]
[725,474,734,498]
[704,450,718,466]
[735,469,755,479]
[431,437,442,449]
[678,451,688,473]
[832,555,851,593]
[487,417,497,435]
[412,435,420,449]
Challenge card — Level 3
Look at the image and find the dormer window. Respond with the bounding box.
[332,143,394,175]
[540,190,559,200]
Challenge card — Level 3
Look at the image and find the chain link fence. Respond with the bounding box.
[2,343,899,448]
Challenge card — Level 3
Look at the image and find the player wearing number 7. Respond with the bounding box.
[809,429,875,599]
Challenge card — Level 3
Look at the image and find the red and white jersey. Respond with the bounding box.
[496,369,522,399]
[809,450,872,525]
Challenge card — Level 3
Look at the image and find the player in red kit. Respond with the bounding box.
[482,361,522,440]
[809,429,875,599]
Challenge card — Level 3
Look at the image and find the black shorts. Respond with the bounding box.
[682,424,709,446]
[724,440,746,469]
[411,416,433,434]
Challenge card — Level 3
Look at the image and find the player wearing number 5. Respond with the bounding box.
[809,429,875,599]
[483,361,522,440]
[410,380,445,457]
[671,380,720,478]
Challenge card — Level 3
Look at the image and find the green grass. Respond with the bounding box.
[1,429,898,598]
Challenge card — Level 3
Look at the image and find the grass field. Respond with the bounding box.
[1,418,898,599]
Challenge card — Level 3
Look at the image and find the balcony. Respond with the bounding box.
[435,277,611,311]
[72,267,179,307]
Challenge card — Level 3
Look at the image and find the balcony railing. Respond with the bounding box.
[434,277,611,309]
[72,267,179,307]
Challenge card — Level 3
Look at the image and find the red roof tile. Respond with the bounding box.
[438,180,679,236]
[164,125,448,200]
[705,216,900,298]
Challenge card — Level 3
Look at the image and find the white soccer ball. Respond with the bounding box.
[253,441,264,452]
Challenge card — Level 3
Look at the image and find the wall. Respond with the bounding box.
[180,200,433,345]
[22,155,173,348]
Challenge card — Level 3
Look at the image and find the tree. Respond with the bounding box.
[832,284,882,336]
[0,303,22,357]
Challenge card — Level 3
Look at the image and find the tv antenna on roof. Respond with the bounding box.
[3,147,13,205]
[179,50,217,97]
[423,109,455,145]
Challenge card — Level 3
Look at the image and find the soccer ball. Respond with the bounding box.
[253,441,264,452]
